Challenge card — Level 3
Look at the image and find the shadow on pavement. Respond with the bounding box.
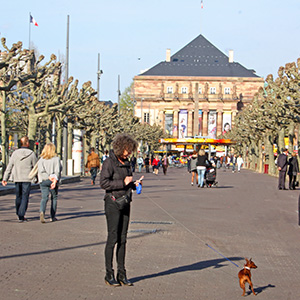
[57,210,104,221]
[0,232,153,260]
[130,257,243,283]
[253,284,276,295]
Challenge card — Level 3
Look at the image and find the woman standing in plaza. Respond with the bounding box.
[190,150,198,186]
[100,133,142,287]
[288,152,299,190]
[38,143,62,223]
[196,149,208,188]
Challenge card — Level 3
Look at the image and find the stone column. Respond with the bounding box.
[193,83,199,136]
[217,110,223,136]
[188,110,193,137]
[173,110,179,138]
[202,109,208,136]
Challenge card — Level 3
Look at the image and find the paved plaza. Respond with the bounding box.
[1,166,300,300]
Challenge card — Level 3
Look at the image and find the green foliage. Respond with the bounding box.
[119,83,134,113]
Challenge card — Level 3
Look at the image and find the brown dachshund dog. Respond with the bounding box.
[238,258,257,296]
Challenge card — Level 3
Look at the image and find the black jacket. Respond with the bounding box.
[196,154,209,167]
[100,150,136,199]
[288,157,299,176]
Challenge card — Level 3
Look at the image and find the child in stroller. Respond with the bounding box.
[205,164,218,187]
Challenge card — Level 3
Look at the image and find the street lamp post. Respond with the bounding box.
[117,75,121,115]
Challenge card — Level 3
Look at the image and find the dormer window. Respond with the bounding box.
[167,86,173,94]
[210,87,216,94]
[181,87,188,94]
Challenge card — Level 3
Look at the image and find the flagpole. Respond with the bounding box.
[29,12,31,49]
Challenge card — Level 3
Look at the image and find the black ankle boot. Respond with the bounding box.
[105,273,120,286]
[117,272,133,286]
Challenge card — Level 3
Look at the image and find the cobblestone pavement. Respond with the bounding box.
[0,167,299,300]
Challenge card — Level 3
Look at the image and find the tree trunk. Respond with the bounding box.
[67,121,73,160]
[27,112,38,150]
[91,133,96,149]
[278,128,285,154]
[45,116,52,144]
[265,132,276,175]
[258,139,263,173]
[1,91,7,174]
[56,118,62,159]
[288,123,295,152]
[242,143,248,169]
[249,140,257,170]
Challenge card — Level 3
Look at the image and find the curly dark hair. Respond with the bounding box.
[112,133,138,157]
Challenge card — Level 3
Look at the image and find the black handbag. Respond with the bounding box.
[111,194,131,210]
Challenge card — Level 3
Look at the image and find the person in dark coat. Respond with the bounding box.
[277,148,289,190]
[144,155,150,173]
[130,155,136,173]
[288,152,299,190]
[100,133,141,287]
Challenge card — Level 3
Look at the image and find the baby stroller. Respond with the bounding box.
[205,165,218,187]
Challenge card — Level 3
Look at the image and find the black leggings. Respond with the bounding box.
[104,195,130,275]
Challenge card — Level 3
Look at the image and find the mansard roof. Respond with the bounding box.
[140,35,259,78]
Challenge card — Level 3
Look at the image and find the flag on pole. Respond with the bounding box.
[30,14,38,26]
[201,0,204,9]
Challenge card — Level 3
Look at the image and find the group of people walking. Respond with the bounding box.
[129,154,169,175]
[2,137,61,223]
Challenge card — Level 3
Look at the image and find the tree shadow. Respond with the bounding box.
[0,232,153,260]
[130,257,243,283]
[57,210,104,221]
[0,210,104,223]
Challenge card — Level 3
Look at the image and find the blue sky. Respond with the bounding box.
[1,0,300,101]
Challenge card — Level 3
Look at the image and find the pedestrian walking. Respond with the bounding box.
[38,143,62,223]
[137,155,144,173]
[226,155,231,169]
[231,154,237,173]
[102,150,109,162]
[161,154,169,175]
[190,150,198,186]
[288,152,299,190]
[237,155,244,172]
[187,155,191,173]
[277,148,289,190]
[196,149,208,188]
[2,136,37,222]
[144,155,150,173]
[152,155,160,175]
[130,155,136,173]
[100,133,142,287]
[86,147,100,185]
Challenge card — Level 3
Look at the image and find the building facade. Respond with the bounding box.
[133,35,264,138]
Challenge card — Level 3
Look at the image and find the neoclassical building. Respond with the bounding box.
[133,35,264,138]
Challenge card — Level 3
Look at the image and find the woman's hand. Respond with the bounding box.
[124,176,133,186]
[135,176,144,186]
[49,175,58,189]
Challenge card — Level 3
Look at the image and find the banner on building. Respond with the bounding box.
[179,110,188,138]
[222,112,232,135]
[165,112,173,136]
[208,110,217,138]
[198,109,203,136]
